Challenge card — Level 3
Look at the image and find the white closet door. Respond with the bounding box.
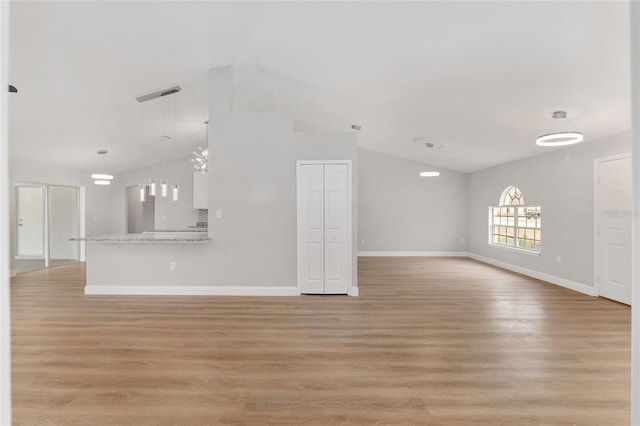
[596,156,632,305]
[298,164,325,294]
[323,164,350,294]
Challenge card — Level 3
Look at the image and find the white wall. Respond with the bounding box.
[0,1,10,423]
[206,112,358,288]
[358,148,467,254]
[630,2,640,422]
[467,131,631,289]
[113,155,199,232]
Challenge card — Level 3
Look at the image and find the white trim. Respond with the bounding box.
[296,160,353,295]
[0,1,11,423]
[358,251,468,257]
[487,243,541,256]
[467,252,595,297]
[297,160,353,165]
[348,287,359,297]
[630,3,640,421]
[79,186,86,261]
[85,285,301,296]
[594,152,633,164]
[593,152,632,298]
[9,270,17,278]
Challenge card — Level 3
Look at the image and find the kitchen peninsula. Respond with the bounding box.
[80,233,209,243]
[75,230,213,295]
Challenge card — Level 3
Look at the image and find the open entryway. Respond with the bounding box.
[14,183,80,273]
[594,153,632,305]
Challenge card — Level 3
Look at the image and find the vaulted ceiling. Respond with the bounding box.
[9,1,630,173]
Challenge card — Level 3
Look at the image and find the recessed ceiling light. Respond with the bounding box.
[94,180,111,186]
[415,138,443,149]
[419,171,440,177]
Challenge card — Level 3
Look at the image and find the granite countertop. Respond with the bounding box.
[143,229,208,233]
[71,234,210,243]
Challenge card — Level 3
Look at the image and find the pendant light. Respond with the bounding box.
[171,183,179,201]
[191,121,209,173]
[415,138,443,178]
[139,184,147,202]
[536,111,584,147]
[91,150,113,185]
[136,86,181,202]
[148,178,157,196]
[160,179,168,198]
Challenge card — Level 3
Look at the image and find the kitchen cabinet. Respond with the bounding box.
[193,172,208,209]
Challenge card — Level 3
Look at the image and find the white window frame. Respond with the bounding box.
[488,187,542,255]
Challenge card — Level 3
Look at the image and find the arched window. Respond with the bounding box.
[489,186,541,252]
[500,186,524,206]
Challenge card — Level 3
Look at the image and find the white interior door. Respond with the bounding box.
[297,162,351,295]
[324,164,350,294]
[16,186,45,258]
[596,155,632,305]
[298,164,325,294]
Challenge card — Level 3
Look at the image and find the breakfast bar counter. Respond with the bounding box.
[76,234,209,243]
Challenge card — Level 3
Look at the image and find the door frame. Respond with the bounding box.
[296,160,353,295]
[593,152,632,299]
[14,183,46,261]
[14,182,82,267]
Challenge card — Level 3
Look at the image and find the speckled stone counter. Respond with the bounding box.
[72,234,210,243]
[145,229,208,233]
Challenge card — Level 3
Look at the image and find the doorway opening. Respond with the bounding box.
[14,183,80,274]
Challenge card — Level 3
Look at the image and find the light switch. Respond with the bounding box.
[216,209,223,219]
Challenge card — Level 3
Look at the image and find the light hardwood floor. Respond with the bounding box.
[11,257,630,425]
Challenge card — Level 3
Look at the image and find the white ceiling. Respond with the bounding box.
[9,1,631,174]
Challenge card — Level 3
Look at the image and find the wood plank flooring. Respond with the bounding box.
[11,257,630,425]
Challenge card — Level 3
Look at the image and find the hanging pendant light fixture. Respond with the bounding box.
[191,121,209,173]
[139,184,147,202]
[91,149,114,185]
[160,179,168,198]
[415,138,443,178]
[136,85,181,202]
[171,183,179,201]
[148,178,157,196]
[536,111,584,147]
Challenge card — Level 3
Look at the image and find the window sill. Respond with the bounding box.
[488,243,541,256]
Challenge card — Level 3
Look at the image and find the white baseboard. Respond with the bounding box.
[348,287,359,297]
[467,253,596,297]
[358,251,469,257]
[85,285,301,296]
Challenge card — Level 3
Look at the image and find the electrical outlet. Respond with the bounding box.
[461,238,466,245]
[216,210,223,219]
[556,256,562,264]
[361,238,365,244]
[169,262,176,271]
